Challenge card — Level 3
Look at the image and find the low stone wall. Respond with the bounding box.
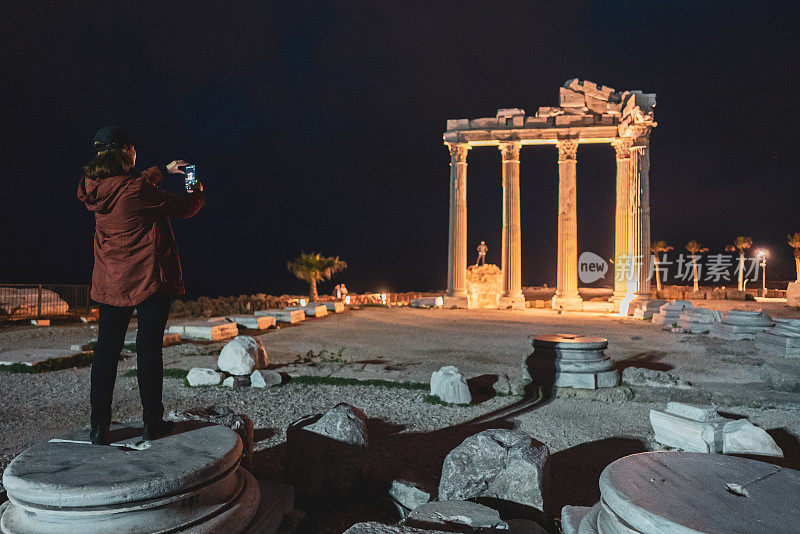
[654,285,752,301]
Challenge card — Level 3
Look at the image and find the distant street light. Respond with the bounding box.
[757,250,768,296]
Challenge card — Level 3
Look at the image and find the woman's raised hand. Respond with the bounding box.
[166,160,188,174]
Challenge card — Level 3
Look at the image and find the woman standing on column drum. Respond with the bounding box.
[77,126,205,445]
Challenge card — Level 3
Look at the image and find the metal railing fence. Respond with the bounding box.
[0,284,91,320]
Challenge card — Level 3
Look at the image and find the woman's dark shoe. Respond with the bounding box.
[142,420,176,441]
[90,425,110,445]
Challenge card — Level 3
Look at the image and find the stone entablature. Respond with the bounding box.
[443,79,656,312]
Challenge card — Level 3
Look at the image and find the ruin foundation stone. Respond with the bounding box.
[524,334,619,390]
[676,307,723,333]
[562,452,800,533]
[466,264,503,309]
[649,402,729,453]
[651,300,692,328]
[756,318,800,358]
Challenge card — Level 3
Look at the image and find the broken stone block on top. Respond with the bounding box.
[651,300,692,327]
[388,479,431,519]
[430,366,471,404]
[649,402,730,452]
[722,419,783,457]
[559,87,585,108]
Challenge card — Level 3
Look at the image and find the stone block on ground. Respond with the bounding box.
[524,334,619,390]
[162,333,181,346]
[759,360,800,391]
[309,301,346,313]
[285,304,328,317]
[632,299,666,320]
[410,297,444,308]
[218,335,268,375]
[722,419,783,457]
[286,403,368,500]
[651,300,692,328]
[167,405,255,470]
[430,366,472,404]
[167,319,238,340]
[388,479,431,519]
[250,369,282,388]
[756,318,800,357]
[406,501,509,532]
[226,314,277,330]
[186,367,224,386]
[255,309,306,323]
[676,307,723,333]
[709,309,773,340]
[649,402,730,452]
[0,348,81,367]
[573,451,800,533]
[439,429,550,519]
[0,424,261,533]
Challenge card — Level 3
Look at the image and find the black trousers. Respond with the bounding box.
[91,292,172,428]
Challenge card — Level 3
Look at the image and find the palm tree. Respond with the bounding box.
[650,240,673,292]
[724,236,752,291]
[685,241,709,292]
[789,233,800,282]
[287,253,347,301]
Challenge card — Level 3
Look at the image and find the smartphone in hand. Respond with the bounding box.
[185,165,197,192]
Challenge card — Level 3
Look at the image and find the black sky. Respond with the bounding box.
[1,1,799,298]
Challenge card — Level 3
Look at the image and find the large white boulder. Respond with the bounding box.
[217,335,268,376]
[186,367,224,387]
[722,419,783,457]
[438,429,550,515]
[430,366,471,404]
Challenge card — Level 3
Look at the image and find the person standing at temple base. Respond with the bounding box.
[476,241,488,266]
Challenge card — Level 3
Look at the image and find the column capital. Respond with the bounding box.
[447,143,471,163]
[498,140,521,162]
[611,137,634,159]
[556,138,579,161]
[627,125,651,148]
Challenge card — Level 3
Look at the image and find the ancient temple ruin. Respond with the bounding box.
[443,79,656,312]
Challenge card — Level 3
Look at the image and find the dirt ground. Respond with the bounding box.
[1,304,799,532]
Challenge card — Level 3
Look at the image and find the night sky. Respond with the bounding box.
[2,2,799,298]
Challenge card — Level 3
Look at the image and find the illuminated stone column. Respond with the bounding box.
[625,127,652,313]
[498,141,525,309]
[610,137,633,312]
[552,138,583,310]
[445,143,470,306]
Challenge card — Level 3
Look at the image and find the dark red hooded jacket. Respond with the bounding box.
[77,166,205,306]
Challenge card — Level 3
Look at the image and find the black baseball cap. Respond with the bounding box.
[92,126,135,152]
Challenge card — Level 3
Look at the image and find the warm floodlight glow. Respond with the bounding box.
[380,293,387,305]
[435,296,444,307]
[299,298,307,306]
[344,295,351,305]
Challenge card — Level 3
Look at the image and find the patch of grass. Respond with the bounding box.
[0,352,94,374]
[423,394,470,407]
[284,374,428,391]
[124,368,190,379]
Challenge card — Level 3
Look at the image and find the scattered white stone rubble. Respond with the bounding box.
[722,419,784,457]
[621,367,691,389]
[406,500,509,532]
[430,366,471,404]
[186,368,224,387]
[250,369,282,388]
[388,480,431,519]
[632,299,665,320]
[217,335,268,376]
